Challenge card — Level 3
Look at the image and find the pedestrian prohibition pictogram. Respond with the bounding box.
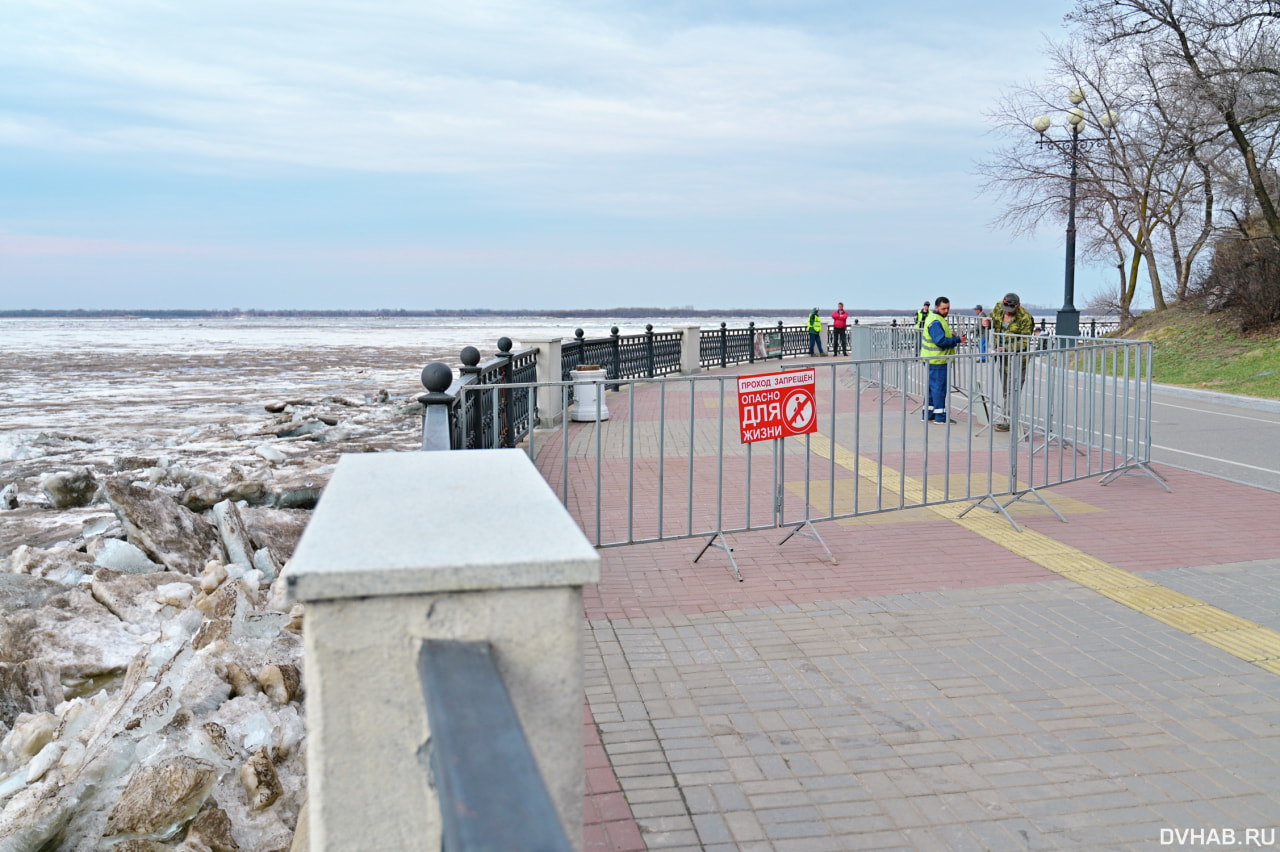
[736,368,819,444]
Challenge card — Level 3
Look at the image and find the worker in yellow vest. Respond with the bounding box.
[920,297,967,424]
[913,300,930,355]
[807,308,825,356]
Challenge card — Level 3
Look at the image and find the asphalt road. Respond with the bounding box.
[1148,385,1280,493]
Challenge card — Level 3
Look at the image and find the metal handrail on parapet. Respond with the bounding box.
[419,640,573,852]
[290,451,597,850]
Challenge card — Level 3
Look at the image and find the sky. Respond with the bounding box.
[0,0,1122,313]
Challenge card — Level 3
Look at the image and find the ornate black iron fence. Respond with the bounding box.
[699,322,758,368]
[698,321,813,368]
[562,325,682,402]
[446,338,538,450]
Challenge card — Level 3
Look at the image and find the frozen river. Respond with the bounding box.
[0,313,850,452]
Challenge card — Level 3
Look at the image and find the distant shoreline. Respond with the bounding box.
[1,305,1069,319]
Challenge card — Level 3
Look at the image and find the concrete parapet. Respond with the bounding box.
[289,450,599,852]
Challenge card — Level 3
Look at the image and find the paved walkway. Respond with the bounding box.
[537,360,1280,851]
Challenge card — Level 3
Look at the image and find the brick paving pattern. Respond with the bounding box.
[554,361,1280,850]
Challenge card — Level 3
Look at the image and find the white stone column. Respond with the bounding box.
[674,325,701,375]
[522,336,564,427]
[290,451,599,852]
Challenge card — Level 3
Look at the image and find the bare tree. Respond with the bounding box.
[1071,0,1280,250]
[978,38,1218,315]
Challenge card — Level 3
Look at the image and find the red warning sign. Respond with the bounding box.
[737,369,818,443]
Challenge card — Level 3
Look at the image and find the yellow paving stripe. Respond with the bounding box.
[798,433,1280,674]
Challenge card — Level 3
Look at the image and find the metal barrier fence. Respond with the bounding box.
[890,316,1121,338]
[430,319,1124,451]
[450,336,1164,580]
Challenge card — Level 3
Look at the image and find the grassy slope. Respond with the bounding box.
[1119,304,1280,400]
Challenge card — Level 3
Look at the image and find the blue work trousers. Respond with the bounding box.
[808,331,824,355]
[925,362,949,421]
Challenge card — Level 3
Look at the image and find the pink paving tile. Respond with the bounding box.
[582,701,642,849]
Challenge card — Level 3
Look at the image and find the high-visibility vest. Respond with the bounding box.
[920,312,954,365]
[916,308,929,327]
[808,314,823,333]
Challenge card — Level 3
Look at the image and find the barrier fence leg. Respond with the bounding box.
[1000,488,1067,523]
[778,519,837,565]
[957,493,1022,532]
[1099,460,1172,491]
[694,532,743,582]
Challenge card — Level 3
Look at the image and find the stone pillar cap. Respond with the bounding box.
[289,450,599,602]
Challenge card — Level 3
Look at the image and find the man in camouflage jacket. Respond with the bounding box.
[983,293,1035,431]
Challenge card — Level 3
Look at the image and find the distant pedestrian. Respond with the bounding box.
[807,308,825,356]
[974,304,987,360]
[914,300,930,356]
[921,297,967,424]
[915,301,930,328]
[983,292,1034,432]
[831,302,849,356]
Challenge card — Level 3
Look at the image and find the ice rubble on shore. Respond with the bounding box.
[0,389,423,851]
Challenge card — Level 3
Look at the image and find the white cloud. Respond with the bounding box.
[0,0,1057,185]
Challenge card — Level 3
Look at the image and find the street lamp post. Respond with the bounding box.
[1033,88,1117,339]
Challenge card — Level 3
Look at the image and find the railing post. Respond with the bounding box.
[496,337,513,448]
[748,321,756,364]
[419,362,455,451]
[777,320,785,360]
[290,451,600,852]
[524,336,563,427]
[719,322,728,368]
[645,323,655,377]
[459,346,483,448]
[1090,318,1097,337]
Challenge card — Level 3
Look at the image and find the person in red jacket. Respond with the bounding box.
[830,302,849,356]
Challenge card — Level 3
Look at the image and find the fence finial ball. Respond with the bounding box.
[721,322,727,328]
[645,324,653,332]
[575,328,585,339]
[460,346,481,367]
[421,362,453,393]
[611,326,619,336]
[497,337,512,354]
